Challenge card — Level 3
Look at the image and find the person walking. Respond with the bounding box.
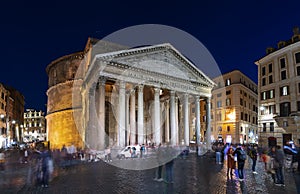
[274,145,285,186]
[233,145,247,181]
[226,144,236,179]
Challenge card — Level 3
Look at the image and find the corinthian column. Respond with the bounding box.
[184,93,190,146]
[87,84,97,150]
[206,97,212,150]
[170,91,176,146]
[130,89,136,145]
[165,100,170,143]
[137,85,144,145]
[195,96,201,145]
[118,81,126,148]
[97,77,106,150]
[154,88,161,145]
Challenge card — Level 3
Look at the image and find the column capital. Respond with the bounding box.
[170,90,175,96]
[118,80,126,89]
[137,85,144,92]
[98,76,106,85]
[194,95,200,101]
[154,87,160,95]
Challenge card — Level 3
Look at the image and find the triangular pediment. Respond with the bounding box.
[94,43,215,88]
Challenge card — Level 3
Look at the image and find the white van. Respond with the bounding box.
[117,145,141,159]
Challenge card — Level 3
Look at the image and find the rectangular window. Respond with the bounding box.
[281,70,287,80]
[263,123,266,132]
[280,102,291,117]
[270,122,274,132]
[261,92,267,100]
[241,127,243,132]
[297,101,300,111]
[297,66,300,76]
[217,93,222,97]
[226,90,231,95]
[295,52,300,63]
[226,98,231,106]
[269,75,273,84]
[299,83,300,93]
[240,112,244,120]
[227,126,230,132]
[262,66,266,76]
[240,98,243,106]
[225,78,231,86]
[283,121,288,127]
[217,101,222,108]
[245,113,248,121]
[280,58,286,68]
[269,89,274,99]
[1,92,4,99]
[280,86,289,96]
[268,63,273,73]
[262,78,266,86]
[269,105,276,114]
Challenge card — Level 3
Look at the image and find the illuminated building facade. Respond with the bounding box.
[0,84,24,147]
[46,38,215,150]
[23,109,46,142]
[210,70,258,144]
[255,27,300,147]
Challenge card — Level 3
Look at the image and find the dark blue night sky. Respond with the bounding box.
[0,0,299,112]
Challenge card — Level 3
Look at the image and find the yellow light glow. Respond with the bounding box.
[226,109,236,120]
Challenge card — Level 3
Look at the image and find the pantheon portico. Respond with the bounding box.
[82,43,215,150]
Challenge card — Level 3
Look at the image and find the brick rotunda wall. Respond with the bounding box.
[46,52,84,150]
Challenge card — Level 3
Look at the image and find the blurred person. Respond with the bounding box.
[226,144,236,179]
[154,143,164,182]
[274,145,285,186]
[215,144,222,164]
[250,145,258,174]
[233,145,247,181]
[0,149,5,171]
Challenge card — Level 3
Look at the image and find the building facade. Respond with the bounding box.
[255,27,300,147]
[0,84,24,147]
[210,70,258,144]
[46,38,215,150]
[23,109,46,143]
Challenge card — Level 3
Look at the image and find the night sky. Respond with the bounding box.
[1,0,299,112]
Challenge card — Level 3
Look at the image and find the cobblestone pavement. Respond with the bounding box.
[1,152,299,194]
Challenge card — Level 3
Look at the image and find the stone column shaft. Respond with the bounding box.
[138,85,144,145]
[154,88,161,145]
[195,96,201,145]
[170,91,176,146]
[118,81,126,147]
[206,97,212,150]
[130,89,136,145]
[165,100,170,143]
[97,78,106,150]
[184,93,190,146]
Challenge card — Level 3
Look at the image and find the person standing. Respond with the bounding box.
[274,145,285,186]
[215,144,222,164]
[154,143,164,182]
[40,146,51,188]
[226,144,236,179]
[233,145,247,181]
[250,145,258,174]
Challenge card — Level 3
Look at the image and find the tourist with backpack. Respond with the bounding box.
[233,144,247,181]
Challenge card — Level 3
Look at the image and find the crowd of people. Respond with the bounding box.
[213,141,300,187]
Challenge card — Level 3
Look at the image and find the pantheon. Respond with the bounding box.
[46,38,215,150]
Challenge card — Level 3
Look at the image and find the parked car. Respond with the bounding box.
[117,145,141,159]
